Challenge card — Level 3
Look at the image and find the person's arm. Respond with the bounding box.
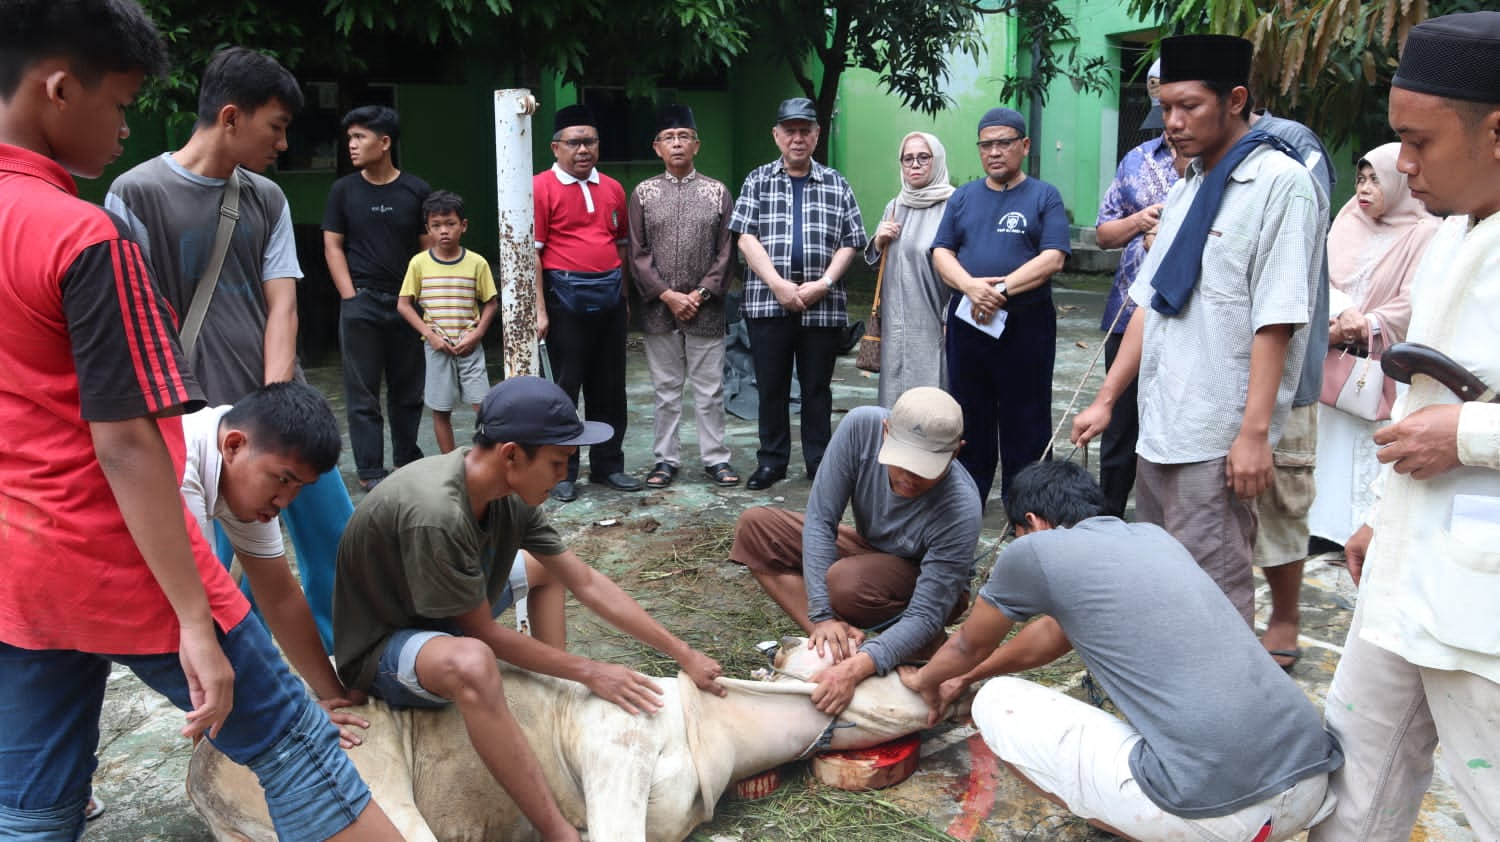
[238,556,366,716]
[1072,306,1146,445]
[1096,205,1162,250]
[534,550,726,696]
[700,187,736,299]
[996,248,1067,298]
[454,296,498,357]
[261,277,298,384]
[323,231,357,300]
[899,598,1017,726]
[738,232,806,313]
[1226,323,1292,499]
[922,616,1073,717]
[398,294,449,353]
[801,424,861,660]
[932,247,1007,314]
[629,192,693,320]
[92,417,234,739]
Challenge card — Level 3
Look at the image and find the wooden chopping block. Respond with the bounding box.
[811,733,921,791]
[732,767,782,800]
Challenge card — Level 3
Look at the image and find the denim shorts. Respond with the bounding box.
[371,551,529,709]
[0,618,370,841]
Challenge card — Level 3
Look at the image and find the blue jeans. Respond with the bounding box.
[215,466,352,652]
[0,619,369,841]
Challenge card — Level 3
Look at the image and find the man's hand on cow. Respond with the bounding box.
[317,692,370,749]
[1375,404,1463,480]
[582,661,665,715]
[1225,431,1274,500]
[810,653,874,716]
[809,619,865,663]
[178,622,234,740]
[1344,523,1374,587]
[678,648,726,697]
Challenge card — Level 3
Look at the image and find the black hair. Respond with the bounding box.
[1004,461,1105,530]
[342,104,400,141]
[219,382,341,474]
[423,190,466,222]
[1203,79,1253,121]
[0,0,167,100]
[1454,99,1500,130]
[196,47,302,128]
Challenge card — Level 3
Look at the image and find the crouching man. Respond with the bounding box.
[729,387,981,715]
[902,461,1342,841]
[333,376,725,842]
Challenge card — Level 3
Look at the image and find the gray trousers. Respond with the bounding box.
[642,331,731,467]
[1135,456,1257,625]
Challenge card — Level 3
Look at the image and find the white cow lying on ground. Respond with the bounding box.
[187,637,960,842]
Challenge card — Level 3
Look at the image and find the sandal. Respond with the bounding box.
[645,461,678,488]
[85,794,106,821]
[705,462,741,487]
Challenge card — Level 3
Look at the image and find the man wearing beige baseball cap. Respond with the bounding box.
[728,387,982,715]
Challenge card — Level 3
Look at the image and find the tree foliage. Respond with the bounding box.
[1126,0,1488,152]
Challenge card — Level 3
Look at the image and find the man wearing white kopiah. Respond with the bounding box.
[728,387,980,716]
[1310,11,1500,840]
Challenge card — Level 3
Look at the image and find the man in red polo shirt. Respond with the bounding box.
[533,103,642,502]
[0,2,399,838]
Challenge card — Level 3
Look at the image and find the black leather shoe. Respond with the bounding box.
[599,471,644,492]
[550,480,578,502]
[745,466,785,490]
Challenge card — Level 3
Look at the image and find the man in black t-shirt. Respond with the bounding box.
[322,105,432,491]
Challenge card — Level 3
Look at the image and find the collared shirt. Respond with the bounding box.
[1128,144,1323,464]
[548,161,602,212]
[1095,136,1178,334]
[628,169,733,337]
[533,165,626,273]
[729,158,868,327]
[1360,214,1500,684]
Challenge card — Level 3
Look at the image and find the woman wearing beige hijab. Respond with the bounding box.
[864,131,956,407]
[1308,143,1439,546]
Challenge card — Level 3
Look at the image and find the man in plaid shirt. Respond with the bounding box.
[730,97,868,491]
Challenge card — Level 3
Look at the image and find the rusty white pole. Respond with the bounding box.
[494,88,540,379]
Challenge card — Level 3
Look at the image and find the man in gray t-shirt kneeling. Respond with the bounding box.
[903,461,1342,841]
[728,387,981,716]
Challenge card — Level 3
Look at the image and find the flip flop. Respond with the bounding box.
[1268,648,1302,673]
[85,794,106,821]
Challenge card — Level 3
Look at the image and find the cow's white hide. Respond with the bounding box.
[186,638,950,842]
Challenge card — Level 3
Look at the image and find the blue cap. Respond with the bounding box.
[477,377,612,447]
[978,107,1026,136]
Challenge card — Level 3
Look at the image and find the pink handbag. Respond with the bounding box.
[1321,348,1396,421]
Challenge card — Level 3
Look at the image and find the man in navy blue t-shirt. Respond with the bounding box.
[932,107,1070,506]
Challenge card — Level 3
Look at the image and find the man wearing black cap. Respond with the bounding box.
[1311,12,1500,840]
[627,105,739,489]
[323,105,433,492]
[932,106,1070,507]
[333,376,726,842]
[1072,35,1324,627]
[729,97,868,491]
[534,104,640,501]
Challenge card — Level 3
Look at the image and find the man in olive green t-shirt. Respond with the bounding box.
[333,376,725,841]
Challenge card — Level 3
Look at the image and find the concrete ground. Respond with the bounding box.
[84,278,1474,840]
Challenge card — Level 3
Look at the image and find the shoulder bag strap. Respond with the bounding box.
[179,171,242,356]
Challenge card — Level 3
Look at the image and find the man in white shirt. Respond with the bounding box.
[181,382,367,745]
[1309,12,1500,840]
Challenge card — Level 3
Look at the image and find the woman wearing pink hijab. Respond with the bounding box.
[1308,142,1439,547]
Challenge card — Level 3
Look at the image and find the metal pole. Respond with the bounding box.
[494,88,540,379]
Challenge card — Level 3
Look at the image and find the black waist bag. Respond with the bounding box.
[547,268,623,313]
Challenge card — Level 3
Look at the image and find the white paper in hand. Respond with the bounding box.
[956,296,1006,339]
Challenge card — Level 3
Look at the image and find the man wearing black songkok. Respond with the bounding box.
[1310,11,1500,841]
[1072,35,1325,628]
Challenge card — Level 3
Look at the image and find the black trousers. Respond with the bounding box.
[545,296,628,480]
[339,289,425,481]
[745,315,842,475]
[1099,331,1141,518]
[946,296,1055,505]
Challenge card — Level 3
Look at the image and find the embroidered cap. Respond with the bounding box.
[476,377,612,447]
[1393,12,1500,104]
[878,387,963,480]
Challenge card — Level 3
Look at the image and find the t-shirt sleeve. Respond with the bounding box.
[62,236,203,421]
[262,200,303,282]
[1038,185,1072,254]
[402,525,488,618]
[398,255,424,298]
[838,177,869,250]
[930,191,962,252]
[1248,166,1317,331]
[321,178,348,234]
[1095,155,1136,225]
[532,176,551,250]
[474,255,498,303]
[727,172,759,237]
[977,537,1051,623]
[520,505,568,557]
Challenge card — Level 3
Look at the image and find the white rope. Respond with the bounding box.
[1044,294,1132,464]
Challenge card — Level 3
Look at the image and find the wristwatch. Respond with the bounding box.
[696,287,713,301]
[995,282,1009,298]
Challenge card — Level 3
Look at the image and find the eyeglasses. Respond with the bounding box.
[899,153,934,168]
[977,136,1025,152]
[559,137,600,149]
[656,131,698,144]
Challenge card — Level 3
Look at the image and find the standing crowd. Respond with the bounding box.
[1,1,1498,840]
